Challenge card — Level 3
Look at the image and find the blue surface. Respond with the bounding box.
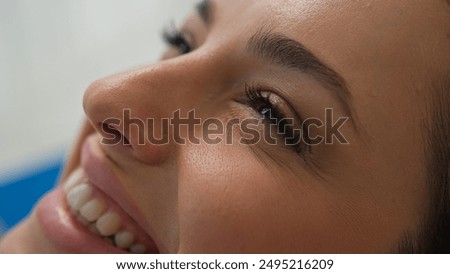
[0,162,63,231]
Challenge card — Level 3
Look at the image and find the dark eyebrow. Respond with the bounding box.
[247,29,355,122]
[196,0,212,26]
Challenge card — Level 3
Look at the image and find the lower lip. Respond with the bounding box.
[36,186,126,254]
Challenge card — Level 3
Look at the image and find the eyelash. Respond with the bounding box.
[162,24,192,54]
[244,85,308,154]
[161,24,309,155]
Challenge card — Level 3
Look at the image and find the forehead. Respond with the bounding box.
[214,0,447,70]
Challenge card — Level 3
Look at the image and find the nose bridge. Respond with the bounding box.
[83,58,208,165]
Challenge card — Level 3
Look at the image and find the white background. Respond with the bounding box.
[0,254,448,273]
[0,0,195,182]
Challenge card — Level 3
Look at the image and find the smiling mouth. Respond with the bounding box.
[62,168,159,254]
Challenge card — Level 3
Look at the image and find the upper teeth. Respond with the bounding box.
[96,211,121,236]
[80,199,106,222]
[63,169,147,253]
[67,184,92,211]
[115,231,135,249]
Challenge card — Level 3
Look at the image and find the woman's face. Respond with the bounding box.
[1,0,449,253]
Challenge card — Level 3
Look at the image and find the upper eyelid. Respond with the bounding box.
[246,83,304,124]
[163,23,198,53]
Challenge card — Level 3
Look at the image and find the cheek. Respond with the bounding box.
[177,143,275,252]
[175,143,362,253]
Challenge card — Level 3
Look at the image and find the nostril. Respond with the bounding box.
[99,122,131,146]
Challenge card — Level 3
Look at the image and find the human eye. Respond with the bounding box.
[161,23,193,55]
[240,84,311,156]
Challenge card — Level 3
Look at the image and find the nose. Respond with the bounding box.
[82,60,203,165]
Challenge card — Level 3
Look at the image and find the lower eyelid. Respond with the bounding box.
[229,103,313,163]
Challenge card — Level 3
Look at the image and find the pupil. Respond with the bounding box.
[261,108,271,119]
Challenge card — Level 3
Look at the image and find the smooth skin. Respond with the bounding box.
[1,0,449,253]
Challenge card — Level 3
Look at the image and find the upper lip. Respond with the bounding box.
[80,133,164,253]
